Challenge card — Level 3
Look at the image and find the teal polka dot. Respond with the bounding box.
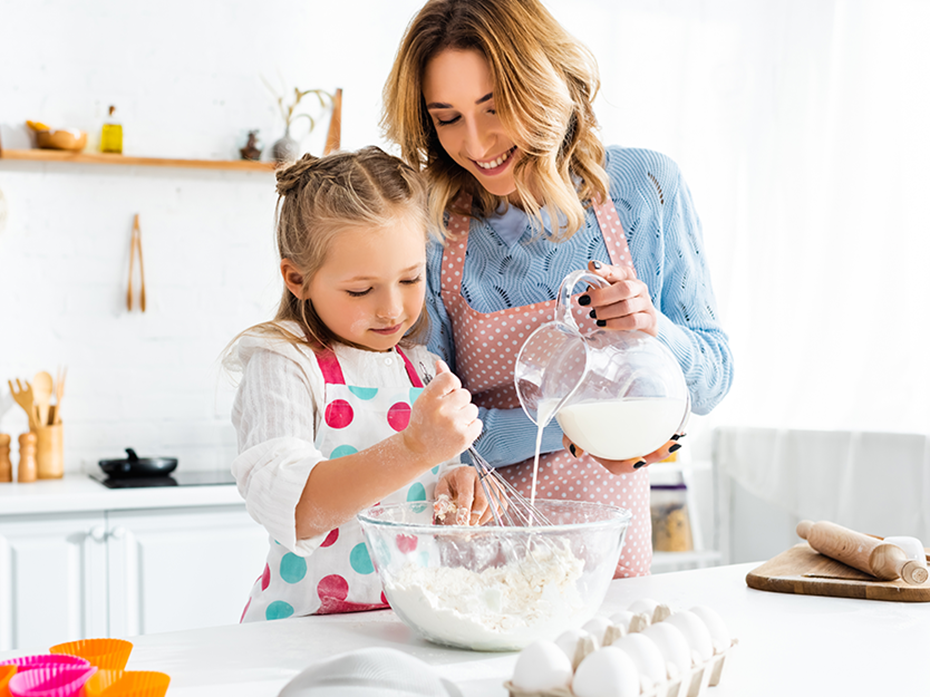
[266,600,294,620]
[417,550,430,567]
[280,553,307,583]
[349,386,378,400]
[374,538,391,564]
[330,444,359,459]
[431,466,439,474]
[409,387,424,404]
[407,482,426,502]
[349,543,375,575]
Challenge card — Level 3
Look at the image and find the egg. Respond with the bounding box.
[610,633,668,689]
[582,616,614,647]
[573,646,640,697]
[511,640,573,692]
[641,622,692,677]
[884,536,927,562]
[608,610,636,633]
[689,605,731,649]
[664,610,714,663]
[555,628,597,669]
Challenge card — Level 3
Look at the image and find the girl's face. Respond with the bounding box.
[304,213,427,352]
[422,48,519,198]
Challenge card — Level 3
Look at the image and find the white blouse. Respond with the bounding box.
[227,323,451,556]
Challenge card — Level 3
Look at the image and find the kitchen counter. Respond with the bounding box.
[0,474,241,515]
[2,562,927,696]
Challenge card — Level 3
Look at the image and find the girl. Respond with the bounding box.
[227,146,487,621]
[382,0,733,577]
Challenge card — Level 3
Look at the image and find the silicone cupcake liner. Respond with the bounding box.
[0,656,89,671]
[82,670,170,697]
[1,664,17,696]
[7,665,96,697]
[48,639,133,671]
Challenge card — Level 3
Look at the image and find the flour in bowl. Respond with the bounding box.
[384,541,586,651]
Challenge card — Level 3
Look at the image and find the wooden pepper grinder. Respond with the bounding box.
[18,432,37,483]
[0,434,12,482]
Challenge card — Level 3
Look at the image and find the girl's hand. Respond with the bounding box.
[403,360,482,464]
[579,260,658,337]
[562,434,684,475]
[433,466,505,526]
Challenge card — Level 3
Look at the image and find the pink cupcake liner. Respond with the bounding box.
[0,656,89,671]
[7,665,96,697]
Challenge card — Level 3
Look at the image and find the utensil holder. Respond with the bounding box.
[36,423,64,479]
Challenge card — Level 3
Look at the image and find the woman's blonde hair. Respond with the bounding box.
[237,146,430,353]
[381,0,609,241]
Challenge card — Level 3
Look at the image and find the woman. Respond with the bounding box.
[382,0,733,577]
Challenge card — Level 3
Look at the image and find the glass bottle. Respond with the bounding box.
[101,105,123,154]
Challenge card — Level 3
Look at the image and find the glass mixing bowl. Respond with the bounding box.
[357,500,631,651]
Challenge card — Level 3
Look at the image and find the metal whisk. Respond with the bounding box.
[419,362,552,528]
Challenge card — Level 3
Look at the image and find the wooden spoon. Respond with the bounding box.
[32,371,53,427]
[53,365,67,424]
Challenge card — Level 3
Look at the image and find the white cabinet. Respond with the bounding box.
[0,504,268,651]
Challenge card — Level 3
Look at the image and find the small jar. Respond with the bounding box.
[650,483,693,552]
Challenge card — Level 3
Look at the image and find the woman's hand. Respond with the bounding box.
[433,465,505,526]
[579,260,658,337]
[403,360,482,463]
[563,434,684,474]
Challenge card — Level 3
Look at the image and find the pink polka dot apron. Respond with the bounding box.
[241,346,436,621]
[441,198,652,578]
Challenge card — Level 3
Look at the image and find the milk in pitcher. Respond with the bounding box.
[553,397,686,460]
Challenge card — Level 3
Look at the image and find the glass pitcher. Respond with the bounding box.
[514,269,690,460]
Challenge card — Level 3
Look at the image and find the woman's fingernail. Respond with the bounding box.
[569,444,577,457]
[592,260,603,269]
[588,309,597,319]
[633,460,647,469]
[596,319,606,327]
[578,295,591,306]
[670,433,686,441]
[668,443,682,453]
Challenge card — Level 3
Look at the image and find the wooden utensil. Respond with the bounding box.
[32,371,53,426]
[127,213,146,312]
[52,365,66,424]
[796,519,928,585]
[8,379,38,431]
[323,88,342,156]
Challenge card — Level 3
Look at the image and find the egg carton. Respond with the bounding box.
[504,605,738,697]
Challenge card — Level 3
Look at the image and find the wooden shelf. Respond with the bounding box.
[0,148,275,172]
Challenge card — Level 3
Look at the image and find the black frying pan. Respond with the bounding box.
[99,448,178,479]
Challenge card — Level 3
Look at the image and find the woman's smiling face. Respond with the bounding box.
[422,48,519,198]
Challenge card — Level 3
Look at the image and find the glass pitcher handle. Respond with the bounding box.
[555,269,610,329]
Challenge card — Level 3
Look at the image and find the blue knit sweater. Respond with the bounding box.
[425,146,734,466]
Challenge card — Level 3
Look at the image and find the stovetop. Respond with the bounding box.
[89,470,237,489]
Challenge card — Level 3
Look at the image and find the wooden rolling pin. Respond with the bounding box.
[797,520,928,585]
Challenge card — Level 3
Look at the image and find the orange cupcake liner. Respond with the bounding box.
[82,670,170,697]
[48,639,133,671]
[1,664,17,697]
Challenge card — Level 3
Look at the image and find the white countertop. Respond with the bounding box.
[0,475,242,515]
[3,562,927,696]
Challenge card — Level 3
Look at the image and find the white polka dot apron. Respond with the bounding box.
[441,197,652,578]
[241,346,436,621]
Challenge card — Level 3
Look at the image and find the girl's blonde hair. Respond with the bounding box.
[381,0,609,241]
[241,146,430,352]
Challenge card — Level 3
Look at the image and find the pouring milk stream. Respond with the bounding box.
[515,270,690,506]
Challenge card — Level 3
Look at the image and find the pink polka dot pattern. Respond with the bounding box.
[440,195,651,578]
[261,563,271,591]
[239,597,251,623]
[386,402,412,431]
[321,528,339,548]
[324,399,354,429]
[317,574,349,602]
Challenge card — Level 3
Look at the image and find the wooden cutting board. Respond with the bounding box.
[746,542,930,602]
